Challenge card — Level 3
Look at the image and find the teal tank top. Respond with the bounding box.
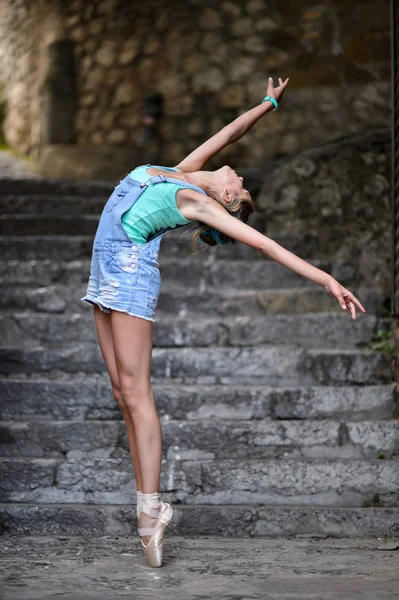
[121,164,194,245]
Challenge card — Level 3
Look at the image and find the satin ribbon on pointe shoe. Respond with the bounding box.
[136,490,143,519]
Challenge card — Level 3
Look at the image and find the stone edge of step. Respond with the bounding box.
[1,503,399,537]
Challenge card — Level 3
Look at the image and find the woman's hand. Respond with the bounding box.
[323,276,366,319]
[175,75,289,171]
[267,76,289,103]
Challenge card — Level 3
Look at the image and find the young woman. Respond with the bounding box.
[81,76,366,568]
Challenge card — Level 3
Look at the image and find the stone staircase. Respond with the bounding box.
[0,177,398,538]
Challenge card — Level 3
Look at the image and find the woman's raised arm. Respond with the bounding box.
[183,192,366,319]
[174,76,289,172]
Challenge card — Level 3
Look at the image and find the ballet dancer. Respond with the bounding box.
[81,75,366,567]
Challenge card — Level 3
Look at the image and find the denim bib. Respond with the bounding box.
[81,172,207,321]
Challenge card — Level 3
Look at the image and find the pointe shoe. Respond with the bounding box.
[138,493,173,568]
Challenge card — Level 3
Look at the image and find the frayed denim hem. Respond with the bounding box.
[80,296,155,322]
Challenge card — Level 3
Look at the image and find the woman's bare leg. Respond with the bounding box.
[109,309,163,545]
[93,305,143,490]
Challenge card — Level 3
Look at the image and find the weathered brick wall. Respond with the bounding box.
[0,0,391,167]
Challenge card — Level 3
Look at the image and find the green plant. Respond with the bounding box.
[368,329,396,355]
[376,450,385,459]
[363,493,384,507]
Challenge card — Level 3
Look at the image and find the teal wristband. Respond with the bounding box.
[262,95,278,110]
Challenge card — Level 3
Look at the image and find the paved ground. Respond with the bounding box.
[0,149,42,178]
[0,535,398,600]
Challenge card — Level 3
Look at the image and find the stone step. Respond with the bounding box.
[6,502,399,538]
[1,503,398,537]
[0,312,384,349]
[1,456,398,506]
[0,235,95,261]
[1,379,395,422]
[1,214,101,236]
[0,197,108,217]
[0,419,397,460]
[0,232,325,262]
[4,502,399,538]
[0,178,112,197]
[0,282,384,316]
[0,257,352,290]
[0,502,399,538]
[0,211,265,232]
[0,221,325,258]
[0,228,326,263]
[0,344,392,385]
[0,166,261,205]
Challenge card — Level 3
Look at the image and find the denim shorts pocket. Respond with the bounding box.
[110,248,139,275]
[146,268,161,310]
[104,186,130,212]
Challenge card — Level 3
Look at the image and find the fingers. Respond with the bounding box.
[340,297,356,320]
[342,293,366,320]
[343,290,366,313]
[347,300,356,320]
[335,290,364,320]
[327,280,366,320]
[349,294,366,313]
[269,76,290,87]
[267,76,290,101]
[337,293,347,311]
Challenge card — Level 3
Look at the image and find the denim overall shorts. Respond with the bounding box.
[81,172,207,322]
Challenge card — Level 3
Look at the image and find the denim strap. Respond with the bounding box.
[143,174,207,196]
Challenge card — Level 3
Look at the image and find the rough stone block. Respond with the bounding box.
[0,312,381,349]
[1,457,398,507]
[4,419,397,460]
[1,504,398,538]
[0,344,392,387]
[0,379,396,424]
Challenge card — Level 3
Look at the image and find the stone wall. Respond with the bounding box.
[257,127,392,299]
[0,0,392,169]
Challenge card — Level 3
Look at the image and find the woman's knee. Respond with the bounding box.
[112,385,129,413]
[119,378,153,412]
